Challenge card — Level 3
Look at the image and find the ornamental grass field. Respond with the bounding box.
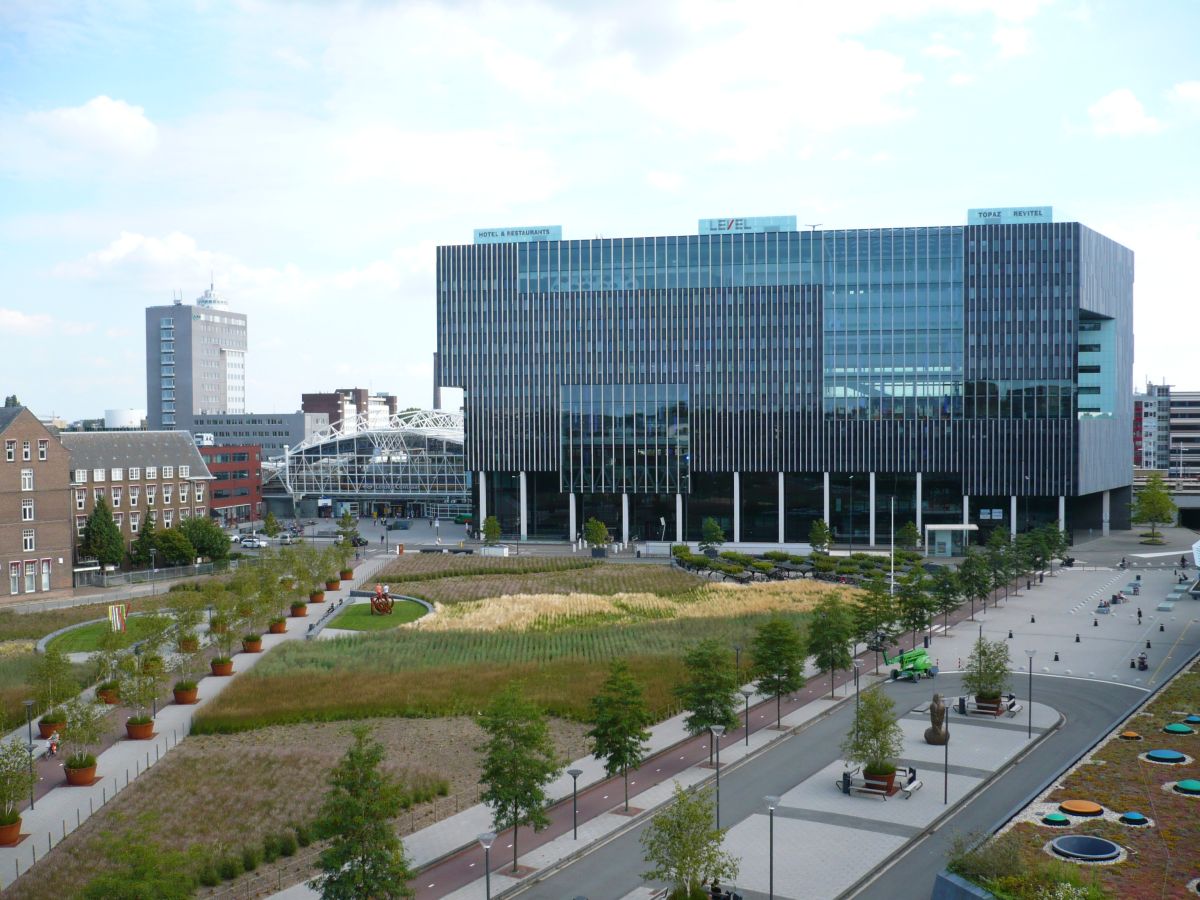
[194,566,859,733]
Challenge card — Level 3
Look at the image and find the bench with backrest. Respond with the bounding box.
[835,765,923,800]
[958,694,1021,717]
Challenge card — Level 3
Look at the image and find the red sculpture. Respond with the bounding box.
[371,583,395,615]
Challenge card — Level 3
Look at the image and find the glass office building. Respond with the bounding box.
[437,218,1133,547]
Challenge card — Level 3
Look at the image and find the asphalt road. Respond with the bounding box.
[511,673,1155,900]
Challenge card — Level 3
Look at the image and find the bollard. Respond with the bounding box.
[1008,629,1013,639]
[1031,614,1036,624]
[1054,651,1060,661]
[89,797,93,814]
[156,744,160,762]
[1093,618,1099,627]
[1075,633,1081,643]
[62,820,66,839]
[1160,623,1165,632]
[102,787,106,804]
[76,810,80,827]
[146,752,150,769]
[1146,640,1151,649]
[1130,658,1136,669]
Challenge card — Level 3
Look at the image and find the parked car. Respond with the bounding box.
[240,536,267,549]
[277,533,297,545]
[351,536,369,547]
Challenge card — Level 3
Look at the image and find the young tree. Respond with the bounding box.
[751,615,806,727]
[1132,471,1176,541]
[984,529,1011,605]
[310,725,415,899]
[0,737,37,827]
[129,514,158,567]
[336,510,360,545]
[675,639,740,761]
[962,635,1012,701]
[896,568,934,650]
[587,660,652,812]
[641,784,739,898]
[477,684,562,873]
[80,497,124,567]
[895,521,921,550]
[482,515,501,545]
[1040,524,1069,574]
[179,516,230,561]
[929,567,962,631]
[806,596,855,700]
[699,517,725,555]
[262,511,281,537]
[583,517,611,547]
[154,528,196,567]
[957,551,991,621]
[808,518,832,552]
[841,686,904,778]
[31,645,78,714]
[853,574,899,674]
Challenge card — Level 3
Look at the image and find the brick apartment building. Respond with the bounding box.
[198,444,262,525]
[58,431,213,561]
[1,407,73,596]
[301,388,397,432]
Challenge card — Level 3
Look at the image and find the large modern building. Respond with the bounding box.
[302,388,398,432]
[1134,382,1200,478]
[198,444,262,525]
[145,285,247,430]
[437,211,1134,549]
[188,411,328,459]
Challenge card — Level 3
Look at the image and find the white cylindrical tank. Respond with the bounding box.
[104,409,146,430]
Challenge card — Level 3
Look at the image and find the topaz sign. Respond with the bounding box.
[967,206,1053,225]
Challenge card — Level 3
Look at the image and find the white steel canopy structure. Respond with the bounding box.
[274,409,469,509]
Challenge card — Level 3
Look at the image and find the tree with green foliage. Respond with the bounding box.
[984,529,1012,605]
[129,513,158,567]
[675,639,740,762]
[179,515,229,562]
[930,567,963,631]
[154,528,196,567]
[31,645,77,714]
[853,574,899,674]
[583,516,611,547]
[957,550,991,621]
[895,520,921,550]
[477,684,562,873]
[699,517,725,555]
[841,686,904,778]
[587,660,652,811]
[310,725,415,899]
[80,497,124,567]
[807,596,855,700]
[962,635,1011,701]
[2,395,19,407]
[336,510,360,544]
[262,511,281,537]
[641,783,739,899]
[1132,471,1176,541]
[808,518,832,552]
[0,737,37,826]
[1040,524,1069,573]
[80,838,195,900]
[60,696,105,770]
[896,567,934,649]
[482,514,501,545]
[750,615,806,727]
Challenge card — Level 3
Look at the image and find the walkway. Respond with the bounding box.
[0,548,396,891]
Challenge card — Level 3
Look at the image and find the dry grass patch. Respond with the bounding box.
[376,554,598,582]
[7,716,589,900]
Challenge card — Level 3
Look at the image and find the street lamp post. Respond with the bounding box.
[567,768,583,839]
[889,495,895,596]
[1025,649,1036,739]
[710,724,725,829]
[478,832,496,900]
[765,795,780,899]
[852,660,863,741]
[733,645,742,683]
[741,689,753,746]
[848,475,854,553]
[23,699,35,810]
[944,702,950,805]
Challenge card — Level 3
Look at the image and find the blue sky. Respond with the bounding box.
[1,0,1197,420]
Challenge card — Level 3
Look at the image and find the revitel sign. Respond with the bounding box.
[967,206,1053,225]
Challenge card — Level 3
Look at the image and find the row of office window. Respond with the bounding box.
[72,466,187,483]
[4,439,48,462]
[74,508,203,537]
[75,483,205,508]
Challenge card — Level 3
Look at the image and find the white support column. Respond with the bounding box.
[777,472,785,545]
[868,472,877,547]
[519,471,528,541]
[1010,496,1018,538]
[478,471,488,526]
[1058,495,1066,532]
[675,493,684,544]
[621,493,630,546]
[568,493,577,544]
[963,495,970,526]
[823,472,831,525]
[1102,490,1111,536]
[915,472,923,533]
[732,471,741,544]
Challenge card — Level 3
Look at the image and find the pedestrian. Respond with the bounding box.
[1137,607,1142,622]
[380,533,384,544]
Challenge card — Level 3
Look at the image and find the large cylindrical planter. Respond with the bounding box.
[97,689,119,705]
[309,590,325,603]
[324,579,341,591]
[269,621,287,634]
[339,569,353,580]
[178,637,199,653]
[38,720,63,739]
[242,638,263,653]
[125,720,154,740]
[173,687,198,705]
[211,659,234,677]
[0,818,20,846]
[290,604,308,618]
[65,765,97,786]
[864,771,897,793]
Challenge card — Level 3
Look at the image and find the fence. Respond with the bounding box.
[73,557,270,590]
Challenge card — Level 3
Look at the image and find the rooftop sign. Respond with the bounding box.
[967,206,1053,225]
[698,215,797,234]
[473,225,562,244]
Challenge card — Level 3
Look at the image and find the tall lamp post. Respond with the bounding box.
[710,724,725,829]
[741,689,753,746]
[478,832,496,900]
[765,795,780,899]
[848,475,855,553]
[733,645,742,683]
[852,660,863,741]
[889,495,895,595]
[944,701,950,805]
[567,767,583,839]
[1025,649,1036,739]
[23,699,35,810]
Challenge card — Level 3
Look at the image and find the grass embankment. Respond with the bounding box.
[195,576,853,733]
[953,660,1200,899]
[46,614,169,653]
[328,600,427,631]
[375,554,600,583]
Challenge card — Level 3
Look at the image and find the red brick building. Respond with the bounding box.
[198,444,262,525]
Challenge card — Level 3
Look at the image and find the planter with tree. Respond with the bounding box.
[640,783,739,899]
[962,635,1011,714]
[0,737,36,846]
[207,596,238,676]
[699,516,726,558]
[841,686,904,792]
[584,517,612,558]
[483,514,501,545]
[38,706,66,739]
[118,652,162,740]
[31,645,77,729]
[61,697,105,786]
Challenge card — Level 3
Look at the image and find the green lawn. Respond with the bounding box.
[46,615,169,653]
[328,600,427,631]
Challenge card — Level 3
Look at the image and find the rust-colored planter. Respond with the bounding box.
[125,720,154,740]
[0,818,20,846]
[864,770,897,793]
[242,638,263,653]
[290,604,308,618]
[280,577,295,590]
[269,621,287,634]
[975,695,1003,716]
[339,568,353,580]
[309,590,326,603]
[324,579,341,591]
[97,689,120,705]
[38,720,63,739]
[65,764,97,786]
[173,687,198,705]
[178,637,199,653]
[210,659,234,677]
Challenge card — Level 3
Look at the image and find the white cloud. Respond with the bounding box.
[645,170,685,192]
[992,26,1030,57]
[922,43,962,59]
[949,72,976,87]
[27,95,157,157]
[1168,80,1200,112]
[272,47,311,70]
[0,307,93,336]
[1088,89,1163,137]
